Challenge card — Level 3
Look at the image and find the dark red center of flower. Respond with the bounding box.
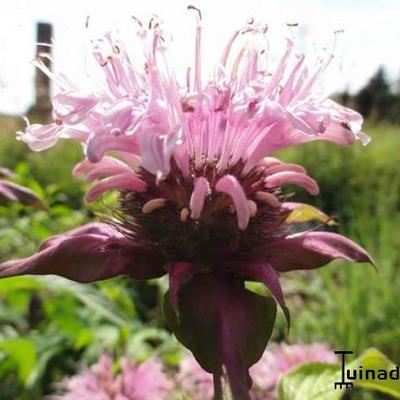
[113,160,289,266]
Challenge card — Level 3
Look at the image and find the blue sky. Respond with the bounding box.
[0,0,399,115]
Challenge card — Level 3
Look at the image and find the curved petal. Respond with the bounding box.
[190,177,210,219]
[264,171,319,195]
[258,157,282,168]
[61,126,91,142]
[242,121,282,175]
[168,262,197,313]
[52,90,98,125]
[85,173,146,202]
[0,167,15,179]
[215,175,249,230]
[285,105,331,135]
[102,99,137,134]
[17,123,61,151]
[137,126,183,179]
[246,113,366,165]
[86,128,140,163]
[38,222,120,250]
[263,162,306,176]
[321,122,370,146]
[73,157,131,182]
[264,231,375,272]
[0,225,166,282]
[223,261,290,327]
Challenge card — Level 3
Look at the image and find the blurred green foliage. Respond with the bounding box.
[0,122,399,399]
[274,124,400,359]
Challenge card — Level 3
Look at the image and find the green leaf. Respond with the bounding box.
[26,335,65,388]
[278,363,342,400]
[36,276,130,326]
[126,328,171,361]
[0,338,37,384]
[0,276,44,293]
[74,328,95,350]
[164,274,276,399]
[279,348,400,400]
[349,348,400,398]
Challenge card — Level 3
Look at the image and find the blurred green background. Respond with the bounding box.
[0,68,400,399]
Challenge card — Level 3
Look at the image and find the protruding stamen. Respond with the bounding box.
[220,29,241,69]
[248,200,258,217]
[230,46,246,81]
[131,15,143,28]
[142,198,167,214]
[259,157,282,168]
[215,175,250,230]
[180,207,190,222]
[255,191,281,208]
[125,192,135,201]
[187,5,202,21]
[190,177,210,220]
[189,5,202,92]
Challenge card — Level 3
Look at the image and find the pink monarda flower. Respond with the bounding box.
[0,166,47,210]
[176,352,215,399]
[52,355,173,400]
[0,11,374,399]
[176,343,337,400]
[249,342,337,399]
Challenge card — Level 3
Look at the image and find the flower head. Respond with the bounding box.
[52,355,172,400]
[1,12,374,400]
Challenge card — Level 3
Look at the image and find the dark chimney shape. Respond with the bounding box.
[29,22,53,119]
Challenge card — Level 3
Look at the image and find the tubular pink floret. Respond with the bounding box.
[259,157,283,168]
[180,207,190,222]
[264,162,306,176]
[215,175,250,230]
[142,198,167,214]
[254,192,281,208]
[52,90,98,125]
[264,171,320,195]
[190,177,210,220]
[85,173,146,203]
[18,19,369,196]
[17,123,62,151]
[247,200,258,217]
[86,130,140,163]
[73,157,132,182]
[15,17,370,238]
